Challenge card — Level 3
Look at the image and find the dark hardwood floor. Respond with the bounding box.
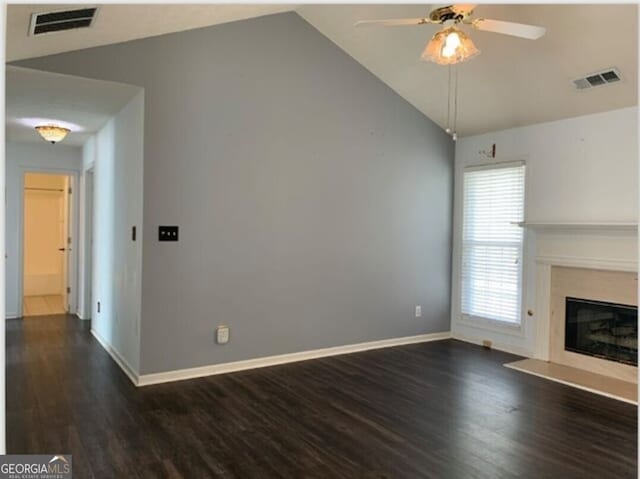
[6,314,637,478]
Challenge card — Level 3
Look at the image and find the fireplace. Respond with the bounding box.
[565,297,638,366]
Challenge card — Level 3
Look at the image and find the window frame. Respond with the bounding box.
[458,160,527,331]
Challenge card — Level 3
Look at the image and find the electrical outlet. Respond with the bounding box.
[415,305,422,318]
[216,325,229,344]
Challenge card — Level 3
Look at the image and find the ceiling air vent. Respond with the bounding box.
[573,68,622,91]
[29,7,97,36]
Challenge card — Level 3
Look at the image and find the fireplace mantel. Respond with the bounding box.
[518,221,638,233]
[536,255,637,273]
[531,224,638,383]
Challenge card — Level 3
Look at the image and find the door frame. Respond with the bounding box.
[78,167,94,320]
[17,167,80,317]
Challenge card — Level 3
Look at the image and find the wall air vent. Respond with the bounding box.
[29,7,97,36]
[573,68,622,91]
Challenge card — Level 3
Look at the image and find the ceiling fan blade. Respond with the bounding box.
[472,18,546,40]
[354,18,433,27]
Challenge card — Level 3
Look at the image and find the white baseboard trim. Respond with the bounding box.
[90,328,139,386]
[6,314,19,320]
[138,331,452,387]
[451,332,531,358]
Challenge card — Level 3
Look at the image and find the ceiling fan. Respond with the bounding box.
[355,4,546,65]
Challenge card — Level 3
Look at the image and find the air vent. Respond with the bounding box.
[573,68,622,91]
[29,7,97,36]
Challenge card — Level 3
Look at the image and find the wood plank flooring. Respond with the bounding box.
[6,315,637,478]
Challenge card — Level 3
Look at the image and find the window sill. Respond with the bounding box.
[458,315,525,338]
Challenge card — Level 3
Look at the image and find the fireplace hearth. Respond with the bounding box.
[565,297,638,366]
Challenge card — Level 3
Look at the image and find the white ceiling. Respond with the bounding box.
[6,4,638,137]
[6,66,141,146]
[298,4,638,136]
[6,4,295,62]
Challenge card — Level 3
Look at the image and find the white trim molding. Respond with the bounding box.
[536,255,638,273]
[91,328,139,386]
[519,222,637,233]
[137,331,452,387]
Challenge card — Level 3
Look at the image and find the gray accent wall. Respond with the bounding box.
[19,12,454,375]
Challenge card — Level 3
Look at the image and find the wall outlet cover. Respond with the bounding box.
[216,325,229,344]
[415,305,422,317]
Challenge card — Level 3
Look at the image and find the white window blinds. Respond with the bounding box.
[461,162,525,324]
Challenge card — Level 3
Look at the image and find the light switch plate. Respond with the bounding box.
[158,226,179,242]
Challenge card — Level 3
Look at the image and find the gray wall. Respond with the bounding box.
[19,12,454,375]
[81,90,144,374]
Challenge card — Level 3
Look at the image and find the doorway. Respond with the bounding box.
[22,172,72,316]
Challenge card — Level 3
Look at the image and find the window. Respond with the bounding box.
[461,162,525,325]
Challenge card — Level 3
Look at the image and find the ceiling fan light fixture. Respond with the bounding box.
[35,125,70,144]
[421,26,480,65]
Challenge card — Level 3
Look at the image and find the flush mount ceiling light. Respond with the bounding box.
[35,125,70,144]
[421,26,479,65]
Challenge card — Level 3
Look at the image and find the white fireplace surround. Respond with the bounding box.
[530,222,638,380]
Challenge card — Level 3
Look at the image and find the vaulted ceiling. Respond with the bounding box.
[298,4,638,136]
[6,4,295,62]
[6,4,638,137]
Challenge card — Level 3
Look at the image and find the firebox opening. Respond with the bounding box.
[565,297,638,366]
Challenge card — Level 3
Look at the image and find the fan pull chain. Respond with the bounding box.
[452,64,458,141]
[445,65,452,135]
[445,64,459,141]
